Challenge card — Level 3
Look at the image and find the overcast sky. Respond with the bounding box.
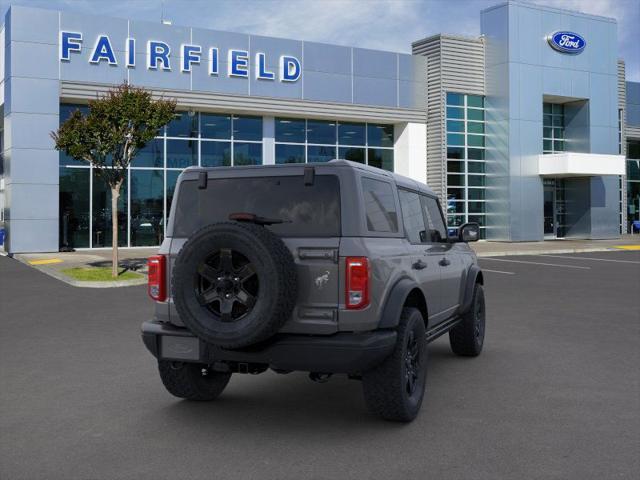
[1,0,638,80]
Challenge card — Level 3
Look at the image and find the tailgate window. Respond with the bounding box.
[172,175,341,237]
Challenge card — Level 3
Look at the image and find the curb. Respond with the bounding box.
[474,246,625,257]
[11,255,147,288]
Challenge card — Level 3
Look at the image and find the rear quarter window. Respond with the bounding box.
[361,177,398,233]
[172,174,341,237]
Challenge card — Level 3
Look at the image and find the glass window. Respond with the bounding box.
[59,167,90,248]
[338,122,366,146]
[368,149,393,171]
[59,151,86,167]
[446,201,465,214]
[554,140,564,151]
[133,138,163,168]
[447,215,465,227]
[447,147,464,159]
[467,134,485,147]
[468,161,485,173]
[92,170,127,248]
[367,124,394,148]
[552,103,563,115]
[60,103,89,123]
[469,215,486,226]
[233,115,262,141]
[167,111,198,138]
[447,174,465,186]
[447,120,464,133]
[552,115,563,127]
[174,175,341,237]
[467,122,484,134]
[468,175,486,187]
[166,139,197,168]
[627,159,640,181]
[234,142,262,165]
[166,170,182,222]
[421,196,447,242]
[276,144,305,164]
[543,139,553,151]
[339,147,365,163]
[468,148,484,160]
[361,178,398,233]
[447,133,465,146]
[201,141,231,167]
[447,161,464,173]
[399,189,427,243]
[467,109,484,121]
[447,187,465,201]
[467,95,484,108]
[543,114,553,127]
[446,92,464,106]
[275,117,306,143]
[130,169,164,247]
[446,106,464,119]
[628,141,640,159]
[543,103,552,114]
[543,127,553,138]
[201,113,231,139]
[308,145,336,163]
[307,120,336,144]
[468,188,485,200]
[468,201,485,214]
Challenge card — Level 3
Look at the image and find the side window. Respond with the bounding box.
[399,189,427,243]
[421,195,448,243]
[361,177,398,233]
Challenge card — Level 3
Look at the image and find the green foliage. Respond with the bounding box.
[52,83,176,187]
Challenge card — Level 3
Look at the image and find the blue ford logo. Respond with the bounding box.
[547,31,586,54]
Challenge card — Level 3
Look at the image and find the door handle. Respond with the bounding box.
[412,259,427,270]
[439,257,451,267]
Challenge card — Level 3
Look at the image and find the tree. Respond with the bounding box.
[52,83,176,278]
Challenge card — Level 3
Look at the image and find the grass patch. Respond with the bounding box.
[61,267,144,282]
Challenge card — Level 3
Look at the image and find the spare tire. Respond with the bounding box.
[172,222,297,349]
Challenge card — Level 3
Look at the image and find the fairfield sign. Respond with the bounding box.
[59,31,302,82]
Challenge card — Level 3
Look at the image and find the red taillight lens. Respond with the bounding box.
[345,257,369,310]
[148,255,166,301]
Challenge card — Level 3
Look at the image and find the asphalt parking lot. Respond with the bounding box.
[1,250,639,480]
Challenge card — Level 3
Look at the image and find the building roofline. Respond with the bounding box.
[481,1,616,24]
[411,33,483,48]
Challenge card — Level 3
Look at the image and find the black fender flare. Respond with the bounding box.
[378,277,424,329]
[458,265,483,315]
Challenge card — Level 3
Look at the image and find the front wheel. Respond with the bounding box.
[362,308,427,422]
[449,283,485,356]
[158,361,231,401]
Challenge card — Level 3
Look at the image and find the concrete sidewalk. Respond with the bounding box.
[470,234,640,257]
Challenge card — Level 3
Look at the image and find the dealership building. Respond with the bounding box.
[0,1,639,252]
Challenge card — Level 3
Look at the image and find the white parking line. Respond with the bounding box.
[540,254,640,265]
[481,269,516,275]
[480,258,591,269]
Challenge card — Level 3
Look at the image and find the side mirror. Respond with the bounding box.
[457,222,480,242]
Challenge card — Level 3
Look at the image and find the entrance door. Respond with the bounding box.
[543,179,566,238]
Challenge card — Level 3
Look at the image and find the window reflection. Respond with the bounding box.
[92,170,127,248]
[59,167,90,248]
[130,170,164,246]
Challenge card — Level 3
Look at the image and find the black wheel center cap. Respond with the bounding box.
[218,278,236,293]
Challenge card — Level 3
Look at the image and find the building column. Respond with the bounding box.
[394,122,427,185]
[3,6,60,253]
[262,116,275,165]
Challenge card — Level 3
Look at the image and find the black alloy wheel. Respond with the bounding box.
[195,248,259,322]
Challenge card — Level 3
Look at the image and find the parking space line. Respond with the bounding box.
[480,258,591,269]
[481,268,516,275]
[540,254,640,265]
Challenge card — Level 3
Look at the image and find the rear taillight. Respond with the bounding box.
[148,255,166,301]
[345,257,369,309]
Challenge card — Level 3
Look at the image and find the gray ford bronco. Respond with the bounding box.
[142,160,485,422]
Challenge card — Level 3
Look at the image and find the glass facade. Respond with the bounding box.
[58,104,263,248]
[445,92,486,238]
[543,103,565,154]
[627,140,640,232]
[274,118,394,170]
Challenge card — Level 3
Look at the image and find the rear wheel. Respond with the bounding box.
[362,308,427,422]
[158,361,231,401]
[449,283,485,356]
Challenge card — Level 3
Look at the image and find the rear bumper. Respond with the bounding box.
[141,320,396,374]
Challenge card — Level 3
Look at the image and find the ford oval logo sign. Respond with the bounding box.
[547,31,586,54]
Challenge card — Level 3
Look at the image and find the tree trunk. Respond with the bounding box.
[111,184,121,278]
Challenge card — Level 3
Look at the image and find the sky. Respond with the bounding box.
[1,0,638,80]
